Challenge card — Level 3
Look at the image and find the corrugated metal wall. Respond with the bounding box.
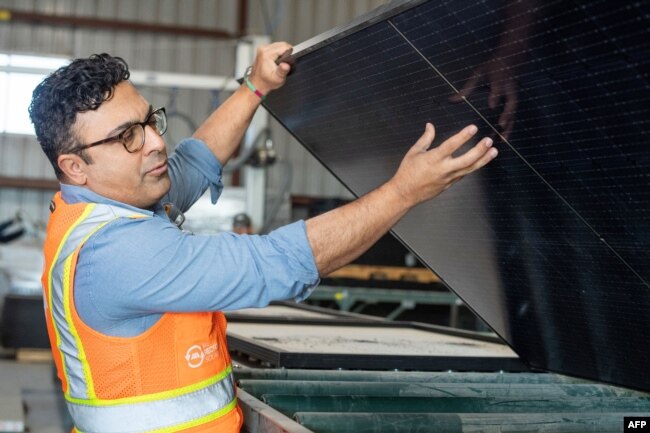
[0,0,387,224]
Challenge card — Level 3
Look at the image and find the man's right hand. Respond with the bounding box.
[192,41,293,166]
[247,42,293,96]
[388,123,497,208]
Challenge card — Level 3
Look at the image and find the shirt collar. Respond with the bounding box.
[59,183,165,217]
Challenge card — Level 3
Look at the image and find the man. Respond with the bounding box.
[29,42,497,433]
[232,212,253,235]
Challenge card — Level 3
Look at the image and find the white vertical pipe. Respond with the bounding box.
[236,35,270,232]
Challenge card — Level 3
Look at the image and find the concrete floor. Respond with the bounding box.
[0,357,71,433]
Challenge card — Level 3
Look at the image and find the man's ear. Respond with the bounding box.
[57,153,88,185]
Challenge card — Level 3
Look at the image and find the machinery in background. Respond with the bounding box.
[0,213,48,349]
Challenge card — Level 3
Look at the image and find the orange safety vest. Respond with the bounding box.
[42,192,242,433]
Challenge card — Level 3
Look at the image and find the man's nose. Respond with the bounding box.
[142,124,166,154]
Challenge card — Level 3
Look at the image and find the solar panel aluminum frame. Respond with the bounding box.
[227,301,505,345]
[284,0,429,63]
[226,320,528,372]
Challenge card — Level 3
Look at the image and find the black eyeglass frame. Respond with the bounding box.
[68,107,167,154]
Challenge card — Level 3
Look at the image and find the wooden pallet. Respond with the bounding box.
[15,348,52,363]
[326,264,440,283]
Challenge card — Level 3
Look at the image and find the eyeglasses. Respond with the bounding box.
[69,107,167,154]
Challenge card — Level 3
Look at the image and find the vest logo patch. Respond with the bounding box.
[185,345,205,368]
[185,342,219,369]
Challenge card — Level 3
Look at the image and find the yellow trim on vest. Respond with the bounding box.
[65,365,233,407]
[143,398,238,433]
[62,217,124,401]
[47,203,96,395]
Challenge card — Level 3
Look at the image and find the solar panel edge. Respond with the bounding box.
[289,0,428,61]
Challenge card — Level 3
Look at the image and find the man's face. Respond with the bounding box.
[72,81,171,209]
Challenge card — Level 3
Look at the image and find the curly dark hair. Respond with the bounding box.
[29,53,130,179]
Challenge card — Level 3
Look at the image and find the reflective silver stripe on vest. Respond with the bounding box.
[49,204,147,400]
[67,372,236,433]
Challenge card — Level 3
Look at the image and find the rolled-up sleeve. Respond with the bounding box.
[164,138,224,211]
[78,216,320,319]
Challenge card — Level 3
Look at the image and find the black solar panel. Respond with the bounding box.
[264,0,650,390]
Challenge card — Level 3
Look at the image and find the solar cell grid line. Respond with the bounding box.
[262,0,650,391]
[391,0,650,283]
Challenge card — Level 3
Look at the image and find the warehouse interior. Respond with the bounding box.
[1,0,649,432]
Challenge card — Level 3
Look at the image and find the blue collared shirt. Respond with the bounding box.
[63,138,319,337]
